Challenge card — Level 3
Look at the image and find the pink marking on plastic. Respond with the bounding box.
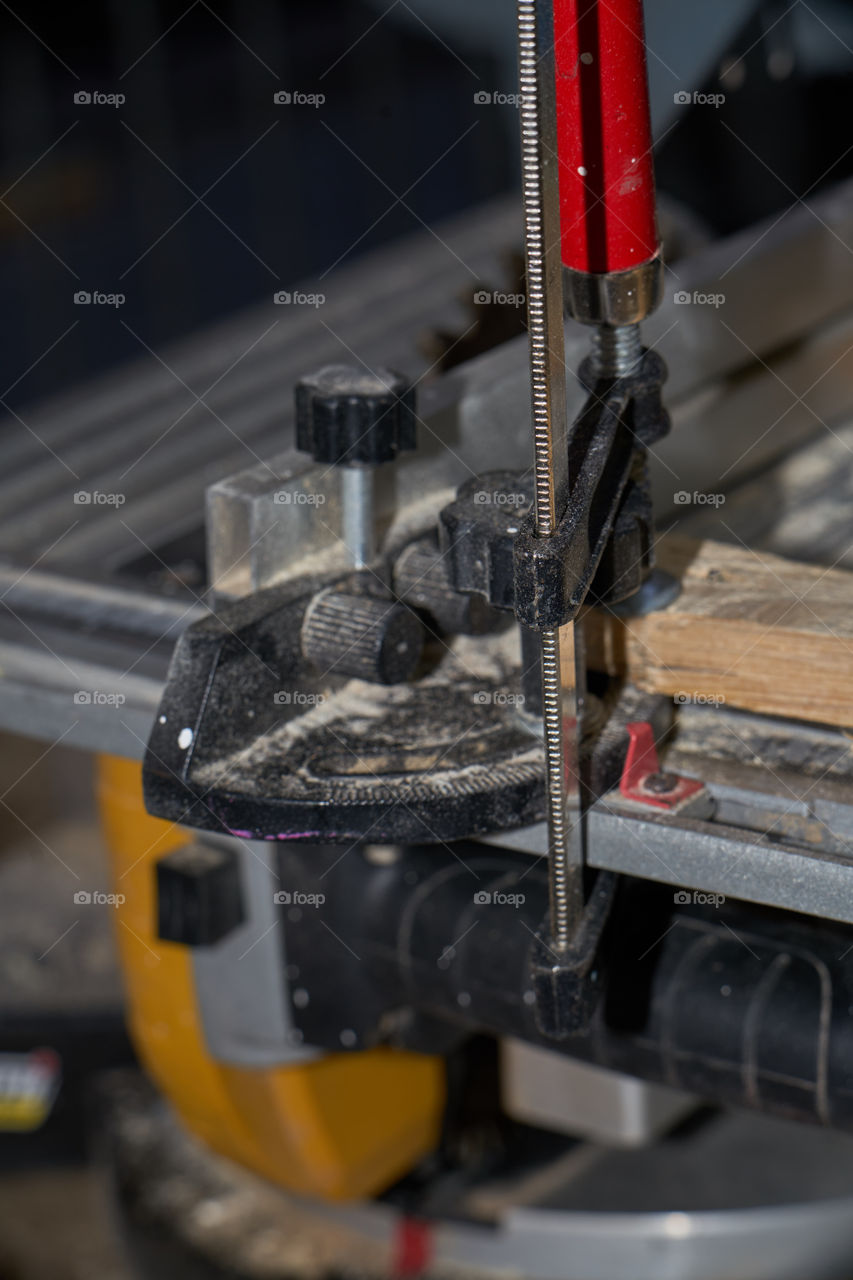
[224,826,337,842]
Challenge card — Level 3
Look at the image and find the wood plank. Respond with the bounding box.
[571,537,853,729]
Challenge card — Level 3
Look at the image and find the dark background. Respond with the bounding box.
[1,0,853,408]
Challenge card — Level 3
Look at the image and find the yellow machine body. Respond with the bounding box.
[97,755,445,1202]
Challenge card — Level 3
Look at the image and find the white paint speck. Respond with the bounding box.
[178,727,193,750]
[158,714,167,724]
[578,165,588,177]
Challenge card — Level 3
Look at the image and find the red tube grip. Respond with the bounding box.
[553,0,659,275]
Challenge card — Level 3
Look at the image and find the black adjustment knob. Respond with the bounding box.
[295,365,417,466]
[394,534,501,636]
[156,844,244,947]
[438,471,534,611]
[301,588,424,684]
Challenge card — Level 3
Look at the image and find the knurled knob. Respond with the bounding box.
[295,365,417,466]
[301,588,424,684]
[394,535,501,635]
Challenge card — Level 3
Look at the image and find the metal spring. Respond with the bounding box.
[517,0,556,538]
[516,0,585,950]
[542,628,574,949]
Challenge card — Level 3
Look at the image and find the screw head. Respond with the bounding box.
[644,771,679,794]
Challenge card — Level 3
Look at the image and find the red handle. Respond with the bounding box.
[553,0,658,275]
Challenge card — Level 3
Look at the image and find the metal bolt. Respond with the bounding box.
[340,466,374,569]
[644,772,679,794]
[589,323,643,379]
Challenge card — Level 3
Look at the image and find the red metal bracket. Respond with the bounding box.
[392,1218,434,1279]
[619,721,705,810]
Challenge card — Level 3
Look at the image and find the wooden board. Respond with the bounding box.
[571,537,853,729]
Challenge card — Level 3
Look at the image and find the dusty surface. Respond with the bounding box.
[0,1167,131,1280]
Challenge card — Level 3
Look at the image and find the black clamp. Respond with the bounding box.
[438,470,535,611]
[439,349,670,630]
[529,871,618,1038]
